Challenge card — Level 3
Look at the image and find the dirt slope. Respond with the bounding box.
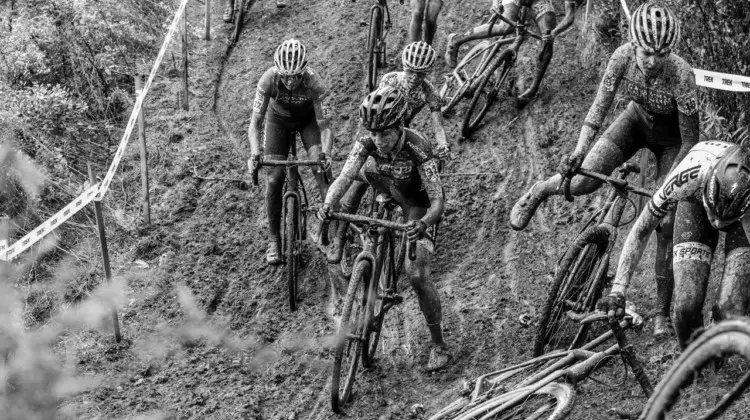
[57,1,693,419]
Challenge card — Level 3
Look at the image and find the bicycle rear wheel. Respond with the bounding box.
[366,6,383,91]
[232,0,246,43]
[461,51,514,138]
[331,259,371,413]
[533,226,610,356]
[441,40,494,116]
[639,319,750,420]
[285,196,299,312]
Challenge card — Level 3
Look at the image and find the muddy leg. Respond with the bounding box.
[714,223,750,321]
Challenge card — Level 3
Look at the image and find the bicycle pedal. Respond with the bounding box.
[385,294,404,305]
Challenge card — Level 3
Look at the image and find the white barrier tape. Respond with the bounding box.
[693,69,750,93]
[99,0,190,199]
[0,183,101,261]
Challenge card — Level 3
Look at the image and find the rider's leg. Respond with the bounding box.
[408,0,427,43]
[445,2,516,67]
[516,10,556,107]
[263,118,293,265]
[713,223,750,321]
[422,0,443,44]
[300,120,330,200]
[509,106,643,230]
[672,200,719,349]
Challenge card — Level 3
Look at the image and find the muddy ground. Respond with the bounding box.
[55,0,732,419]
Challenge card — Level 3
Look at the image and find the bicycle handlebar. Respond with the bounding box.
[566,306,643,328]
[489,7,542,40]
[251,153,330,186]
[560,165,652,202]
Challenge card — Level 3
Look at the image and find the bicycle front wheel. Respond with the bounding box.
[331,259,371,413]
[443,382,575,420]
[639,318,750,420]
[366,6,383,91]
[441,40,495,116]
[533,226,610,356]
[285,196,299,312]
[461,51,514,138]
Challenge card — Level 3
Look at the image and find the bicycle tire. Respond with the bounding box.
[440,40,494,116]
[232,0,246,44]
[461,51,514,138]
[331,259,371,413]
[639,319,750,420]
[442,382,575,420]
[367,6,383,92]
[285,196,299,312]
[533,226,611,357]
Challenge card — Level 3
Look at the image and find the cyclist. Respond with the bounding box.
[247,39,333,265]
[409,0,443,44]
[444,0,577,107]
[223,0,286,22]
[317,86,451,371]
[510,3,699,337]
[379,41,450,160]
[597,141,750,350]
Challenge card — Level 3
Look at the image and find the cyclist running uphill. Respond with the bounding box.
[379,41,450,160]
[444,0,577,107]
[597,142,750,350]
[510,3,699,337]
[247,39,333,265]
[409,0,443,44]
[317,86,451,371]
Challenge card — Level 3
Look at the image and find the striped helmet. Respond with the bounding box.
[274,39,308,76]
[402,41,436,72]
[630,3,680,53]
[360,86,407,131]
[702,145,750,229]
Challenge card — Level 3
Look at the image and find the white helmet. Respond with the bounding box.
[402,41,436,72]
[630,2,680,53]
[274,39,308,76]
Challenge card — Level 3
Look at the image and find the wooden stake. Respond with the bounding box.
[134,75,151,225]
[87,163,122,343]
[181,7,190,111]
[204,0,211,40]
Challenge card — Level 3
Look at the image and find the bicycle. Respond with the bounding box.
[438,7,542,138]
[639,318,750,420]
[251,140,329,312]
[321,197,422,412]
[430,307,653,420]
[533,163,652,357]
[353,0,404,91]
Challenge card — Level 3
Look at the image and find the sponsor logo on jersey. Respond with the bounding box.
[673,242,712,263]
[657,165,701,203]
[252,92,265,113]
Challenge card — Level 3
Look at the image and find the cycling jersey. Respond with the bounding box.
[252,66,328,119]
[327,128,443,217]
[584,44,699,145]
[379,72,442,125]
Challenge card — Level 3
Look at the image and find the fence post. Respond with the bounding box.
[87,163,122,343]
[204,0,211,41]
[181,6,190,111]
[134,74,151,225]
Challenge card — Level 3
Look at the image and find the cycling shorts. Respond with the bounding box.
[360,157,433,209]
[601,101,682,156]
[501,0,555,20]
[673,199,750,261]
[263,108,321,156]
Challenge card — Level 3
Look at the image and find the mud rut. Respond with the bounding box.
[60,1,680,419]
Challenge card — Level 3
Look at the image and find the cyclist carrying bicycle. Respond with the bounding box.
[317,86,451,371]
[511,3,699,337]
[597,141,750,350]
[379,41,450,160]
[409,0,443,44]
[247,39,333,265]
[444,0,576,108]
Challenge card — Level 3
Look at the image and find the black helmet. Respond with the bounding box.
[359,85,407,131]
[702,145,750,229]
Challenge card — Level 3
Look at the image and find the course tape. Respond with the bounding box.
[1,0,189,262]
[693,69,750,93]
[0,183,101,261]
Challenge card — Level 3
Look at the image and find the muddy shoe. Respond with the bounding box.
[222,4,234,22]
[444,33,459,68]
[276,0,287,8]
[426,343,452,372]
[327,222,348,264]
[509,181,549,231]
[653,315,674,339]
[266,238,282,266]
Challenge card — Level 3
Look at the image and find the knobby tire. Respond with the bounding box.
[533,226,610,356]
[285,196,299,312]
[461,51,514,138]
[331,259,371,413]
[361,231,399,367]
[639,318,750,420]
[367,7,382,92]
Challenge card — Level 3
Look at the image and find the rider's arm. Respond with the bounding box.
[549,1,577,37]
[611,210,663,295]
[248,69,275,156]
[417,159,445,226]
[313,99,333,155]
[573,46,629,156]
[324,140,369,206]
[425,81,449,150]
[742,212,750,244]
